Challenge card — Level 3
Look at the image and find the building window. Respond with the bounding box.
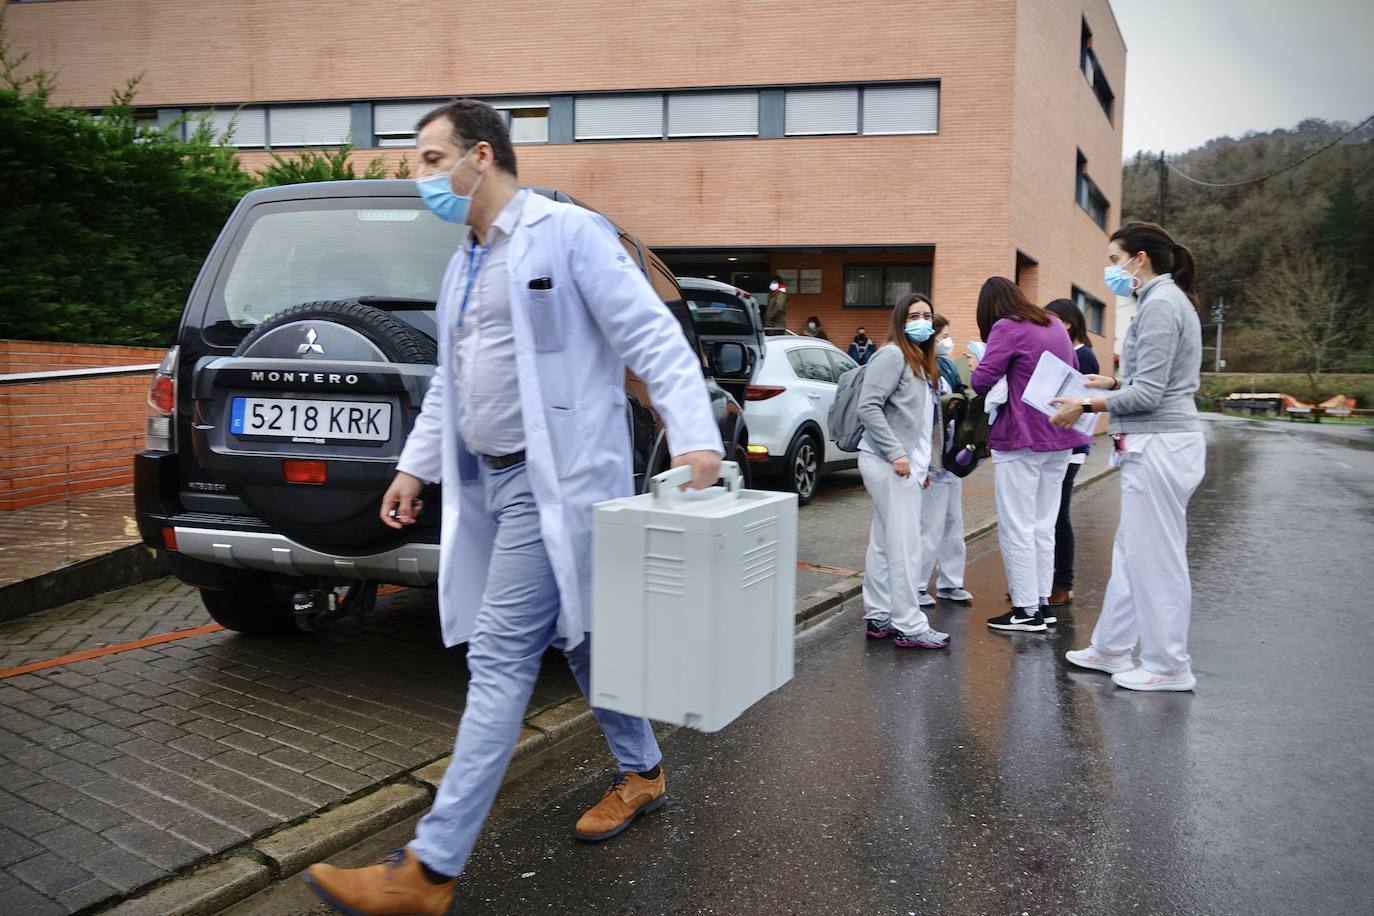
[1079,19,1115,122]
[267,105,352,148]
[785,87,859,136]
[861,84,939,134]
[1076,151,1109,230]
[667,91,759,138]
[843,264,933,309]
[373,99,549,147]
[575,94,664,140]
[1072,285,1106,335]
[183,108,268,148]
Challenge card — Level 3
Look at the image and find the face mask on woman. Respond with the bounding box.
[935,336,954,357]
[904,319,934,344]
[807,321,818,331]
[1104,256,1143,296]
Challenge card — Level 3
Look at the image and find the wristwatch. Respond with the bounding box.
[1080,398,1095,413]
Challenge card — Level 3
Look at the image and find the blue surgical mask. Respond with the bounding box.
[904,319,934,343]
[416,153,482,224]
[1104,260,1141,296]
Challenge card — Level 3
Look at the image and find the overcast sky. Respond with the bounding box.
[1111,0,1374,157]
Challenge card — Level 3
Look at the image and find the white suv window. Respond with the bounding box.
[787,348,836,383]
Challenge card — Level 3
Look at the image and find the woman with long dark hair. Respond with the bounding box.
[915,313,973,608]
[1051,221,1205,691]
[857,293,949,649]
[1043,298,1100,610]
[970,278,1091,633]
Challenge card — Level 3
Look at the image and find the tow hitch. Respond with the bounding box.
[291,581,379,631]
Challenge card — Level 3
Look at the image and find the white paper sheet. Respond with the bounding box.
[1020,351,1097,436]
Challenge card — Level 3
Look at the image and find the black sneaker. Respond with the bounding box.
[1041,604,1057,625]
[987,608,1047,632]
[865,617,897,639]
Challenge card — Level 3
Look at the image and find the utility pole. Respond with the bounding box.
[1157,151,1169,227]
[1212,298,1225,371]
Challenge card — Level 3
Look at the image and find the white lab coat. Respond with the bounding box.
[397,192,722,650]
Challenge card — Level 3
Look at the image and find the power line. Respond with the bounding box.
[1164,114,1374,189]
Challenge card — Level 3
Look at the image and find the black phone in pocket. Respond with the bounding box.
[528,277,553,290]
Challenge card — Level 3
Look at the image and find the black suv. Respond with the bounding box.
[135,180,751,635]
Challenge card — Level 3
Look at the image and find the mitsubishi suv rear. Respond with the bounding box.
[135,180,750,635]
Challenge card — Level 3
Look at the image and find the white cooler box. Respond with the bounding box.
[591,462,798,732]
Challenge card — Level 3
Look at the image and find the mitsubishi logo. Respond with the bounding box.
[297,328,324,355]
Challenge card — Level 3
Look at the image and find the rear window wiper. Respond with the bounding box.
[357,296,437,311]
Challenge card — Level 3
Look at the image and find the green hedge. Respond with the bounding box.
[1199,372,1374,406]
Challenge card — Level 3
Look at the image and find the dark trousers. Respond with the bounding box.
[1053,461,1081,590]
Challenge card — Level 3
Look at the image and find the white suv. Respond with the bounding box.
[745,335,859,504]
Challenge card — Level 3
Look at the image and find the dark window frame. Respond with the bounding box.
[842,262,934,310]
[1072,285,1106,336]
[1079,18,1115,123]
[1076,151,1110,231]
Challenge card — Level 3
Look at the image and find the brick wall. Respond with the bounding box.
[0,341,166,510]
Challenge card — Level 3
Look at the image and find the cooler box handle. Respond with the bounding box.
[649,461,743,504]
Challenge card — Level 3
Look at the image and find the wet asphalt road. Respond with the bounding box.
[234,415,1373,916]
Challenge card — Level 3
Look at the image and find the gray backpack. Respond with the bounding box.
[827,364,867,452]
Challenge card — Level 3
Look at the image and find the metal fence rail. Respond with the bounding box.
[0,365,159,386]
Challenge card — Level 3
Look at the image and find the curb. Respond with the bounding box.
[0,543,168,623]
[89,463,1118,914]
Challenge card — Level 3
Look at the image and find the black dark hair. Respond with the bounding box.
[976,277,1049,342]
[932,312,950,333]
[417,99,518,178]
[1044,298,1089,345]
[1110,221,1198,306]
[807,315,821,324]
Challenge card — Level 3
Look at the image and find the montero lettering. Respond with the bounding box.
[249,371,360,385]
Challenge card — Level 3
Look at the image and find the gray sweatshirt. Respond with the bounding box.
[1107,274,1203,434]
[857,344,936,471]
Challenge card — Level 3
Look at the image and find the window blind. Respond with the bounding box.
[575,94,663,140]
[667,92,759,137]
[861,84,939,134]
[269,105,352,147]
[784,88,858,136]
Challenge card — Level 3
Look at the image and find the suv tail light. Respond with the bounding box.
[283,459,328,484]
[746,385,786,401]
[145,346,179,452]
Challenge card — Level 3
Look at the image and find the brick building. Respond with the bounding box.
[11,0,1124,363]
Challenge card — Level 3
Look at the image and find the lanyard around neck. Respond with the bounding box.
[455,237,490,332]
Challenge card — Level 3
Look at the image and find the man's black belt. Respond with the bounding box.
[482,450,526,470]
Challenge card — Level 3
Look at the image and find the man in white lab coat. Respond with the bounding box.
[305,99,722,916]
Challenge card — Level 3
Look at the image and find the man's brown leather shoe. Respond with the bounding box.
[573,769,667,841]
[1048,586,1074,607]
[304,846,454,916]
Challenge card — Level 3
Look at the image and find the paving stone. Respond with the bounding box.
[56,738,124,767]
[80,844,165,893]
[10,852,90,895]
[103,820,202,870]
[0,877,67,915]
[0,824,43,867]
[165,818,249,854]
[304,762,374,793]
[56,875,120,911]
[182,716,236,740]
[34,822,116,867]
[58,795,128,833]
[166,732,222,759]
[0,798,67,836]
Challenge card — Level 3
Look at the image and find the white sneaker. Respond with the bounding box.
[1065,647,1135,675]
[936,587,973,603]
[1112,667,1196,692]
[917,590,936,607]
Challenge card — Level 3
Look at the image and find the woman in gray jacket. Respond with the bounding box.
[1049,221,1205,691]
[858,293,948,649]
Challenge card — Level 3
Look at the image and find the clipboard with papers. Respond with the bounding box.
[1020,351,1097,436]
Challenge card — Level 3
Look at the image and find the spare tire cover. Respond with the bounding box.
[227,300,437,553]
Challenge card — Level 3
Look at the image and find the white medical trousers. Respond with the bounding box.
[992,448,1072,609]
[918,469,966,591]
[1090,431,1207,676]
[859,450,934,636]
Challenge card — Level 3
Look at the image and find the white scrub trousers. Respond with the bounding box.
[1090,431,1207,675]
[992,448,1072,609]
[919,469,966,592]
[859,450,934,636]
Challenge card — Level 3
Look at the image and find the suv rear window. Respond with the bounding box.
[210,200,467,328]
[684,292,753,335]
